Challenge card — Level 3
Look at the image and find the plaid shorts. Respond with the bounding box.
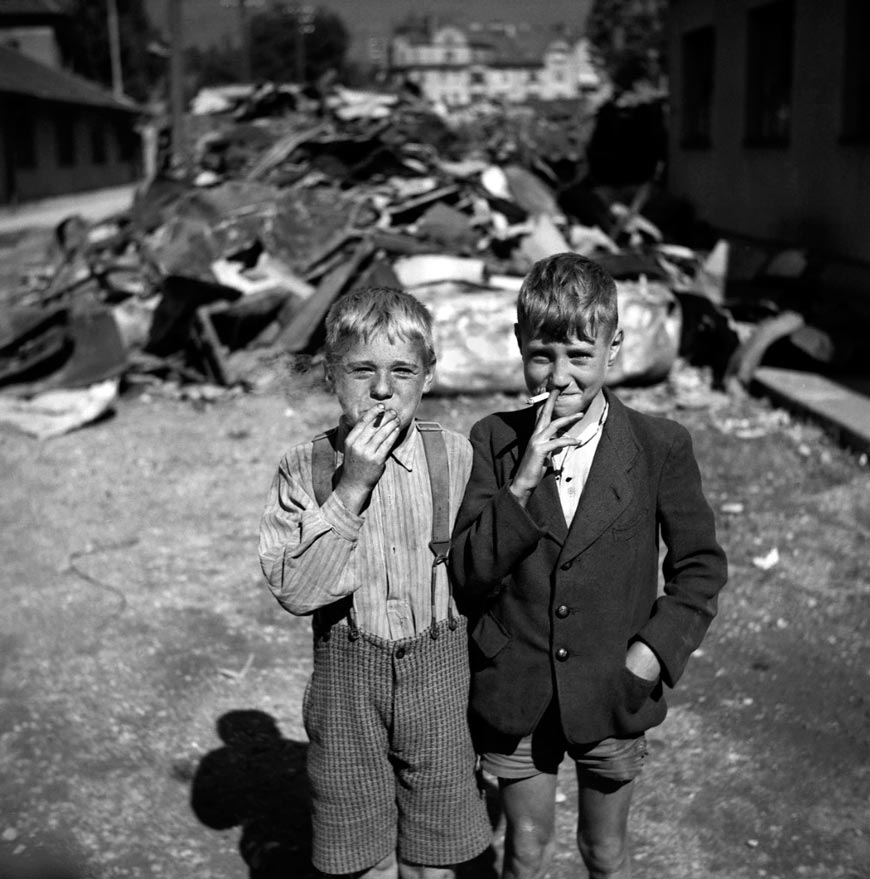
[303,619,492,875]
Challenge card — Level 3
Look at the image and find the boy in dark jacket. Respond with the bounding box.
[450,253,727,879]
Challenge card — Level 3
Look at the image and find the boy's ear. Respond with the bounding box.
[322,360,334,391]
[513,323,523,353]
[422,360,435,394]
[607,329,624,366]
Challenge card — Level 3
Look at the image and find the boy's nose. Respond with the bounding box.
[550,361,571,388]
[371,375,393,399]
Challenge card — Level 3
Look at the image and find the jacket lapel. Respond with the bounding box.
[528,470,569,543]
[495,409,568,544]
[558,393,638,562]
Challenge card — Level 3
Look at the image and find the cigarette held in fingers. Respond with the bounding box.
[527,391,552,405]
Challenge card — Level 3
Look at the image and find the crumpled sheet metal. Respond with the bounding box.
[414,276,682,395]
[0,378,119,440]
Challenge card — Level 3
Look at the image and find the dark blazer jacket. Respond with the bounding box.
[450,389,728,745]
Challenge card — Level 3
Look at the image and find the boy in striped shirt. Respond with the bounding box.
[259,287,491,879]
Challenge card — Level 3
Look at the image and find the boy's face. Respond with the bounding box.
[324,334,434,433]
[515,325,622,419]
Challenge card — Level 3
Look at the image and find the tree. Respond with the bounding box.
[585,0,668,91]
[55,0,164,103]
[186,41,245,90]
[248,5,349,84]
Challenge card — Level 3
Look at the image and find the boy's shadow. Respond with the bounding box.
[190,709,316,879]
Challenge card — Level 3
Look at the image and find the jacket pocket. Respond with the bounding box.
[612,507,647,541]
[470,612,511,662]
[621,666,658,714]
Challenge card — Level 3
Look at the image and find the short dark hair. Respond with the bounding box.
[517,253,618,342]
[324,286,436,367]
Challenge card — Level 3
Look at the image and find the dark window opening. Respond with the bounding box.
[91,122,107,164]
[116,122,137,161]
[12,110,37,170]
[745,0,794,146]
[55,114,76,166]
[681,25,715,148]
[841,0,870,141]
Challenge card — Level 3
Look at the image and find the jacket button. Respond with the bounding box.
[560,560,573,570]
[555,647,569,661]
[555,605,569,619]
[395,647,406,659]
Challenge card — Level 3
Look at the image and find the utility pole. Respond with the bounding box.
[294,3,306,83]
[107,0,123,99]
[237,0,252,83]
[167,0,189,174]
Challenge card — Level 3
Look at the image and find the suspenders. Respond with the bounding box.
[310,421,457,640]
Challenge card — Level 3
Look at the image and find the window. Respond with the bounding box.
[745,0,794,146]
[91,122,107,164]
[681,26,715,147]
[116,121,137,161]
[12,109,37,170]
[841,0,870,141]
[55,113,76,166]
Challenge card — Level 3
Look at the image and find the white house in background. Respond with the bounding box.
[390,21,603,107]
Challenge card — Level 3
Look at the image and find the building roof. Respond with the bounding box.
[0,0,65,17]
[0,45,140,112]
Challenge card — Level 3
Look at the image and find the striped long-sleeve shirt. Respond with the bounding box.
[258,422,472,642]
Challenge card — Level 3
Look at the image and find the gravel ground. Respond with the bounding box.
[1,365,869,879]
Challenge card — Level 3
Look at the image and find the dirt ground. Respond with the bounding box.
[1,359,869,879]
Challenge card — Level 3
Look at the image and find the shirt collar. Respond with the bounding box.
[335,418,419,472]
[390,421,419,472]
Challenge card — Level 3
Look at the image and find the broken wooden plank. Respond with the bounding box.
[274,239,375,353]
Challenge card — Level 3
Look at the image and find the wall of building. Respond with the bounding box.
[668,0,870,264]
[0,25,60,68]
[1,100,140,204]
[393,26,601,108]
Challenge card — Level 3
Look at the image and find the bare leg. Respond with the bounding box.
[340,853,455,879]
[575,773,635,879]
[397,863,455,879]
[499,773,558,879]
[354,851,399,879]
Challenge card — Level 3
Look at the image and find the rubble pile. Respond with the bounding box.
[4,80,852,438]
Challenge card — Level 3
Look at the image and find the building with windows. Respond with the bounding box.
[389,21,601,108]
[668,0,870,266]
[0,1,142,205]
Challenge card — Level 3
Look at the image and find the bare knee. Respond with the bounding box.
[577,832,630,878]
[504,816,555,879]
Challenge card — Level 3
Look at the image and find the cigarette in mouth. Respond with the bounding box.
[373,404,385,426]
[527,391,551,405]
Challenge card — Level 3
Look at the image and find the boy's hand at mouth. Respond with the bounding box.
[335,404,399,513]
[510,389,584,506]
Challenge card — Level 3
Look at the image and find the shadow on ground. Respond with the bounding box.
[187,708,502,879]
[190,709,315,879]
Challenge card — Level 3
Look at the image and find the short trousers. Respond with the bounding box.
[302,619,492,875]
[479,701,647,784]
